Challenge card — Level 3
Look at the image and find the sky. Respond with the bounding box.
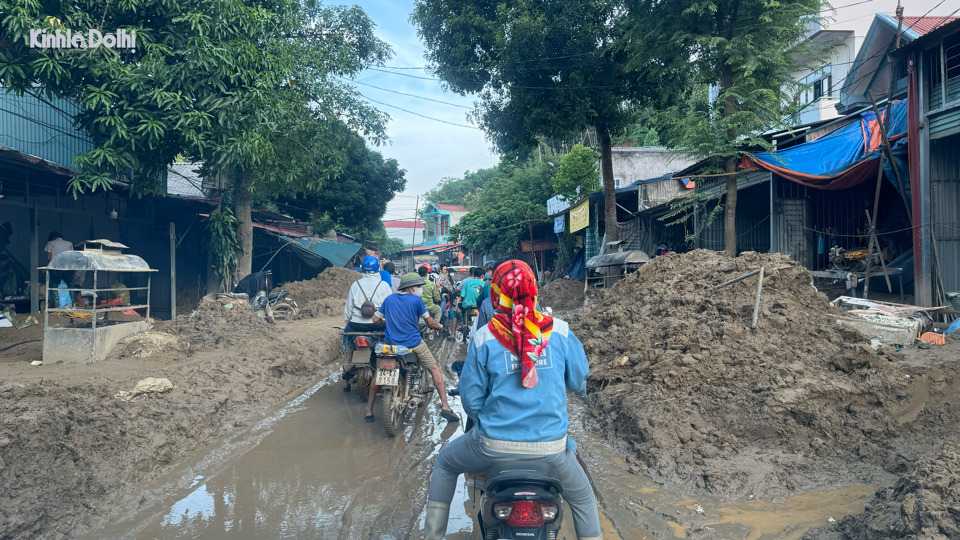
[330,0,499,224]
[332,0,959,224]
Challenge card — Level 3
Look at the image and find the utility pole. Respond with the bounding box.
[410,195,420,270]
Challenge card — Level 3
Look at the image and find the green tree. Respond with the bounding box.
[424,167,498,206]
[551,144,599,202]
[622,0,824,254]
[413,0,646,243]
[0,0,391,279]
[449,157,554,255]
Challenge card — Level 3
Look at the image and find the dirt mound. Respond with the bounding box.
[277,267,361,307]
[570,250,918,498]
[805,444,960,539]
[539,279,586,312]
[169,300,278,352]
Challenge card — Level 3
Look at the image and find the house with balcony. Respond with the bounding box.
[421,203,468,246]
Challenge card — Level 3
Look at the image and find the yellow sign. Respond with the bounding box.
[569,200,589,233]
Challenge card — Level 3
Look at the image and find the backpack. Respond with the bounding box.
[358,280,383,318]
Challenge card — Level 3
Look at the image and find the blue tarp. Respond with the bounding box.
[742,100,908,191]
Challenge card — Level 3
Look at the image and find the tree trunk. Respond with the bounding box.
[723,157,738,257]
[597,123,618,244]
[721,63,738,257]
[204,203,223,299]
[234,169,254,283]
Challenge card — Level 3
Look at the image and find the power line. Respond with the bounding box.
[352,80,473,109]
[360,94,480,129]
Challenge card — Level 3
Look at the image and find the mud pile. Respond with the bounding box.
[169,300,278,352]
[278,267,361,305]
[539,279,586,312]
[805,444,960,539]
[279,267,361,319]
[570,250,916,497]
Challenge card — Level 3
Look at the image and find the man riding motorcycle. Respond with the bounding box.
[422,260,601,540]
[365,272,460,424]
[449,267,485,341]
[419,266,443,324]
[343,255,392,337]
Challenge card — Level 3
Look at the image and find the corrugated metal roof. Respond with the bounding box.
[0,90,94,168]
[42,250,154,272]
[383,220,424,229]
[431,203,468,212]
[900,16,958,36]
[166,162,206,198]
[272,234,362,268]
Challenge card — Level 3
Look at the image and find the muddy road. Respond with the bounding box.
[79,340,875,540]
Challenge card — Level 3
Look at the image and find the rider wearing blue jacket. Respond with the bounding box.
[422,260,601,540]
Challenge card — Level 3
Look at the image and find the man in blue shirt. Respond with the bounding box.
[449,267,485,341]
[366,272,459,423]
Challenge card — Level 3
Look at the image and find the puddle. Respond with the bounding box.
[698,484,877,539]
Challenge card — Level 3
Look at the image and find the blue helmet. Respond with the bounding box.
[361,255,380,273]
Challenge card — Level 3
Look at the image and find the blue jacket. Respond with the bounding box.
[460,319,589,454]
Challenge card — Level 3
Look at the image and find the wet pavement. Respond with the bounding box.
[82,340,876,539]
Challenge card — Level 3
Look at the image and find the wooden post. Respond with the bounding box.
[752,267,765,328]
[30,205,39,314]
[169,222,177,320]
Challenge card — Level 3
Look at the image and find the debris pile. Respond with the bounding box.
[539,279,586,312]
[169,299,278,351]
[570,250,911,497]
[278,267,361,318]
[804,444,960,539]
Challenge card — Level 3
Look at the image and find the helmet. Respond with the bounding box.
[484,261,496,271]
[361,255,380,273]
[430,263,439,273]
[399,272,425,289]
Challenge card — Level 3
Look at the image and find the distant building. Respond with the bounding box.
[421,203,468,246]
[383,219,425,247]
[602,147,698,190]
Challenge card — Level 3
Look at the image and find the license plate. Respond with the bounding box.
[376,368,400,386]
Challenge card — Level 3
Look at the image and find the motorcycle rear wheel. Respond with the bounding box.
[354,368,372,402]
[380,385,404,438]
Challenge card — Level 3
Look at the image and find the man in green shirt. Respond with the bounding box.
[418,266,442,322]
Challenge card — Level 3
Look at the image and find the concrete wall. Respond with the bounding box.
[604,148,698,188]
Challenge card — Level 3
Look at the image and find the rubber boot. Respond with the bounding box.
[422,500,450,540]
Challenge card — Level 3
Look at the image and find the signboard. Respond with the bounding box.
[569,200,589,233]
[553,215,565,233]
[521,240,558,253]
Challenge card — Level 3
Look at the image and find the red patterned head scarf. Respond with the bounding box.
[487,260,553,388]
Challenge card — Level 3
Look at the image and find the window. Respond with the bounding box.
[614,177,623,188]
[946,34,960,104]
[812,74,832,100]
[440,216,449,236]
[929,46,943,110]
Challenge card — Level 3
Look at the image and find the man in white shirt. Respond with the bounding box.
[44,231,73,262]
[343,255,392,334]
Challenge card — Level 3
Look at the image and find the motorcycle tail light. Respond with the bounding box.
[493,503,513,520]
[504,501,544,527]
[355,337,368,348]
[379,358,396,370]
[540,503,558,520]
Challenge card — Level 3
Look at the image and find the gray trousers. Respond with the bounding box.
[427,429,603,539]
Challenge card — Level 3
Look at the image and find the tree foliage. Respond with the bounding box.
[424,168,498,207]
[622,0,826,253]
[412,0,650,243]
[449,157,555,255]
[551,144,599,202]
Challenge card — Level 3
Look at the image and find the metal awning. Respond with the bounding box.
[586,250,650,269]
[272,233,362,268]
[41,249,155,272]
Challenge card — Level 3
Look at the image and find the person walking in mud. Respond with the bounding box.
[365,272,459,424]
[422,260,601,540]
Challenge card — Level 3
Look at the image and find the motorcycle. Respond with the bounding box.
[457,305,479,343]
[374,341,434,437]
[341,331,383,401]
[477,460,566,540]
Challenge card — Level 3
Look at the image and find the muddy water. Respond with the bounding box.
[82,342,878,539]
